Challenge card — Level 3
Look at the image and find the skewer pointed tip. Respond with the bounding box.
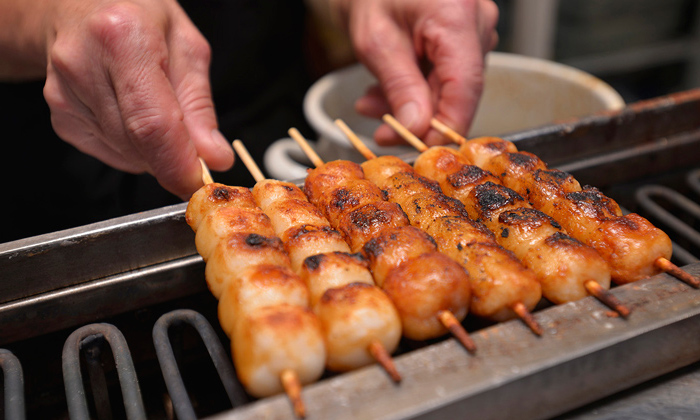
[655,257,700,288]
[511,302,544,336]
[368,340,402,383]
[584,280,631,318]
[199,157,214,185]
[438,310,477,353]
[280,369,307,418]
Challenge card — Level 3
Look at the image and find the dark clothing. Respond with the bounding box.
[0,0,316,243]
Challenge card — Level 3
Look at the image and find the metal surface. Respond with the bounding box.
[1,89,700,419]
[208,265,700,420]
[0,349,25,420]
[558,360,700,420]
[0,202,195,304]
[636,186,700,254]
[3,89,700,347]
[62,323,146,420]
[153,309,248,420]
[0,255,206,344]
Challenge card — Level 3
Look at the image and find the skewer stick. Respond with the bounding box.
[280,369,306,418]
[655,257,700,288]
[430,118,467,145]
[204,142,308,417]
[288,128,324,168]
[234,138,403,382]
[232,140,265,183]
[433,120,700,290]
[437,310,477,353]
[584,280,631,318]
[394,118,631,323]
[233,141,309,415]
[368,340,402,382]
[334,119,377,160]
[335,119,479,352]
[199,157,214,185]
[511,302,543,336]
[382,114,428,152]
[383,115,547,337]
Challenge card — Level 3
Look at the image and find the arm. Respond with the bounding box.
[330,0,499,146]
[0,0,234,199]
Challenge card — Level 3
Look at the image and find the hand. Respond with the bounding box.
[335,0,498,146]
[42,0,234,199]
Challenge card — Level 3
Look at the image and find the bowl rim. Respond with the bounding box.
[303,51,626,145]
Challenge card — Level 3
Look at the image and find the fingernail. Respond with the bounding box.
[396,102,420,129]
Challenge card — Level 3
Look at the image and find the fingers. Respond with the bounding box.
[478,0,500,53]
[44,1,231,200]
[348,2,433,146]
[348,0,499,147]
[415,0,497,146]
[354,84,391,119]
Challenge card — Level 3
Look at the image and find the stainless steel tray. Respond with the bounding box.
[209,263,700,420]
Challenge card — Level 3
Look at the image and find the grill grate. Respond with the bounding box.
[152,309,248,420]
[635,169,700,265]
[3,89,700,419]
[0,349,25,420]
[62,324,146,420]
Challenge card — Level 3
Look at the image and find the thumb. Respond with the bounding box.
[167,24,234,172]
[182,99,235,172]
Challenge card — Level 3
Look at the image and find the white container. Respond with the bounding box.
[264,52,625,180]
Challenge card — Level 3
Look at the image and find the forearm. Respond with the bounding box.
[0,0,53,79]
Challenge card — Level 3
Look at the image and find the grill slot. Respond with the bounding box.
[0,349,25,420]
[636,181,700,266]
[153,309,248,420]
[62,324,146,420]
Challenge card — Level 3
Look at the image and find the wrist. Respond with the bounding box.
[0,0,53,79]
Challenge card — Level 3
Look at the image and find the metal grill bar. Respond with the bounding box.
[153,309,247,420]
[0,349,25,420]
[636,181,700,266]
[62,323,146,420]
[688,169,700,196]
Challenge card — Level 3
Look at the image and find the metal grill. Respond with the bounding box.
[2,89,700,419]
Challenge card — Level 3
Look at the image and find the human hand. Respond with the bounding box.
[42,0,234,199]
[334,0,499,146]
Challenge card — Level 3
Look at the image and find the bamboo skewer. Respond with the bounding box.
[584,280,630,318]
[280,369,306,419]
[199,157,214,185]
[430,117,467,145]
[431,117,700,290]
[654,257,700,288]
[197,151,308,418]
[335,120,481,349]
[232,139,403,383]
[382,115,429,153]
[389,115,634,319]
[372,116,547,335]
[288,128,325,168]
[290,126,479,353]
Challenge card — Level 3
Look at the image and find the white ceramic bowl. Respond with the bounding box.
[264,52,625,180]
